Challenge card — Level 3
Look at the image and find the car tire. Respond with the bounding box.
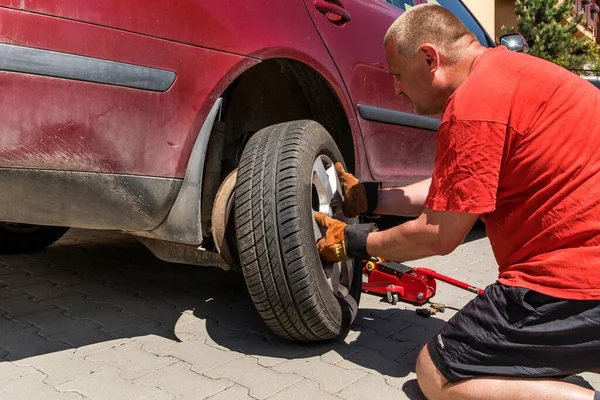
[0,223,69,254]
[234,120,361,341]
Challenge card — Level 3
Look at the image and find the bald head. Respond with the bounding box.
[384,4,475,63]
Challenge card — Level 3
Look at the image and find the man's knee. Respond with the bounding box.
[416,344,449,399]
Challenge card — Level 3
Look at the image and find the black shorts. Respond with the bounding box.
[428,283,600,383]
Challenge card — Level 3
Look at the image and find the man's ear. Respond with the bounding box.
[418,44,440,72]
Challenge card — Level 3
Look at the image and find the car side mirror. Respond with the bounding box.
[498,33,529,53]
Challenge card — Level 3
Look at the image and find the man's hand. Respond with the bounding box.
[315,212,378,262]
[335,162,367,218]
[315,212,350,262]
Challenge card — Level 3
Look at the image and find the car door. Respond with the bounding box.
[302,0,438,186]
[301,0,492,186]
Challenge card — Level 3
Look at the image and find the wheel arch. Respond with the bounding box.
[132,56,361,260]
[219,57,357,176]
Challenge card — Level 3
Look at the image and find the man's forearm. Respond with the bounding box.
[365,213,442,262]
[364,208,478,262]
[374,178,431,217]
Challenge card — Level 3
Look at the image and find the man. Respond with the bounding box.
[315,4,600,400]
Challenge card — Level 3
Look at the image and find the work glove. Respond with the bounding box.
[334,162,380,218]
[315,212,377,262]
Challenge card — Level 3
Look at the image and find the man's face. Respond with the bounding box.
[385,40,443,116]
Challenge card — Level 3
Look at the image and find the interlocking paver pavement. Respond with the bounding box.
[0,228,597,399]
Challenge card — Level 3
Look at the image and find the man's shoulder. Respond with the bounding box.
[445,47,567,125]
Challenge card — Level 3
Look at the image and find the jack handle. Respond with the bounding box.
[412,267,485,295]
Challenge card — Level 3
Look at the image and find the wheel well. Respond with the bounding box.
[219,58,355,176]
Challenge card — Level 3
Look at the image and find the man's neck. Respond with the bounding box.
[449,41,487,92]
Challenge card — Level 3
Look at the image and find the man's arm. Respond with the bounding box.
[375,178,431,217]
[366,207,479,262]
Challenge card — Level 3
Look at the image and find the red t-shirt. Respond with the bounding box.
[425,46,600,300]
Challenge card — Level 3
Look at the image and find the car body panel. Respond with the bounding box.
[0,2,368,179]
[0,7,256,177]
[584,75,600,89]
[302,0,437,185]
[0,1,495,238]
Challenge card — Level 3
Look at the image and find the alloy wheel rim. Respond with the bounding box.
[311,155,354,299]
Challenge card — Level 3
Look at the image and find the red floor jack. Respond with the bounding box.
[361,258,484,316]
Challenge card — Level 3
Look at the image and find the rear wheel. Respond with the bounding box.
[0,223,69,254]
[234,120,360,341]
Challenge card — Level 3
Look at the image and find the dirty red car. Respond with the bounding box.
[0,0,493,341]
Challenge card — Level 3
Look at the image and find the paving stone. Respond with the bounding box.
[0,271,40,289]
[299,331,364,365]
[169,310,202,330]
[426,289,474,309]
[1,326,68,360]
[46,324,124,356]
[349,329,420,361]
[0,271,41,288]
[153,338,243,374]
[188,300,257,328]
[0,285,19,299]
[92,294,186,328]
[143,391,176,400]
[205,333,306,367]
[352,309,411,337]
[23,282,73,301]
[109,321,192,352]
[320,345,364,364]
[136,361,234,399]
[87,341,177,380]
[0,314,32,334]
[269,379,341,400]
[83,267,152,286]
[0,362,36,382]
[16,309,90,336]
[46,272,91,287]
[336,347,415,387]
[9,261,58,277]
[0,294,56,317]
[384,307,451,330]
[0,255,32,269]
[390,324,436,346]
[581,372,600,384]
[0,370,83,399]
[338,374,407,400]
[56,367,160,400]
[46,295,147,332]
[273,356,367,394]
[15,349,107,385]
[72,282,134,302]
[177,317,250,346]
[206,385,253,400]
[395,346,422,367]
[205,356,303,400]
[0,264,13,275]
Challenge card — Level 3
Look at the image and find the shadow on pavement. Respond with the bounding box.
[0,229,593,399]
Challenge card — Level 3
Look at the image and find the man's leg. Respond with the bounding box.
[416,345,596,400]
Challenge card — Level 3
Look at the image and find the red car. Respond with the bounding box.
[0,0,493,341]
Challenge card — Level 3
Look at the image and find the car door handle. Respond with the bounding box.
[314,0,352,23]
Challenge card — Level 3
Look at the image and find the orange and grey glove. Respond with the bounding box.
[335,162,380,218]
[314,212,377,262]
